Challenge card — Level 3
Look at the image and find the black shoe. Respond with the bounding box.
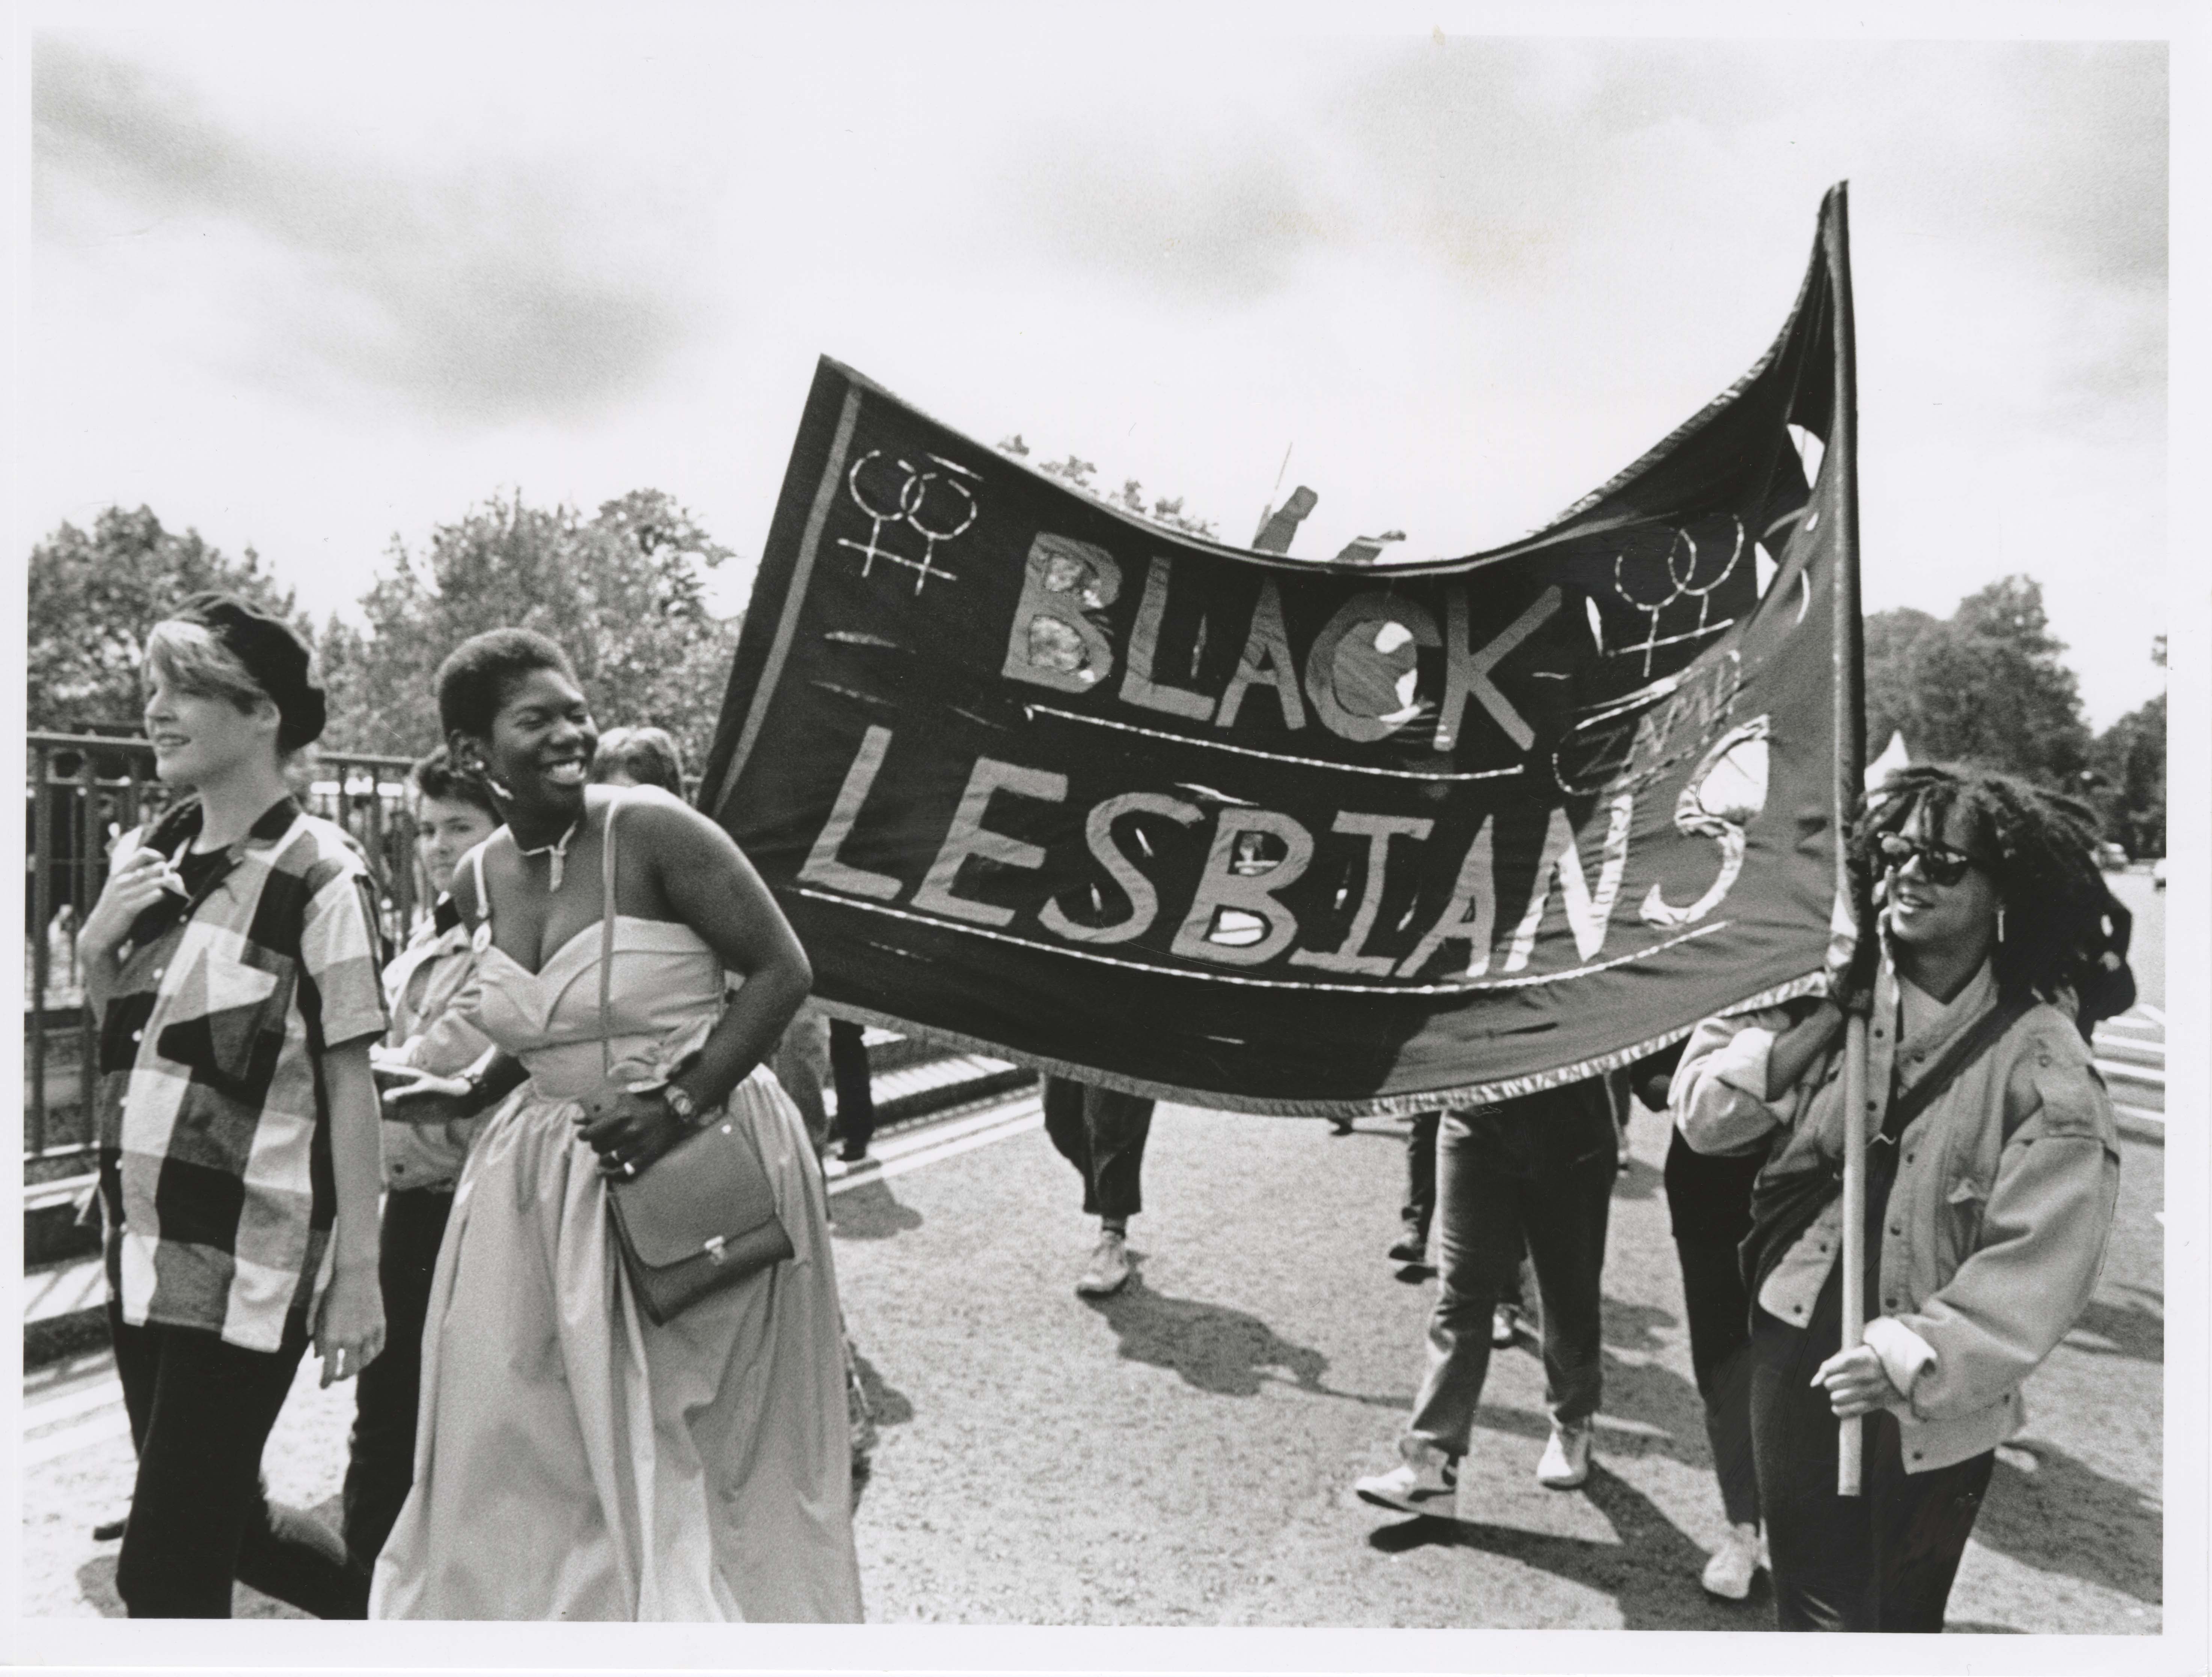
[1387,1227,1428,1264]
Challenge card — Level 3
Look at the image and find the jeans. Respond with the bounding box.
[1042,1077,1154,1223]
[111,1307,369,1618]
[342,1186,453,1567]
[1749,1268,1994,1631]
[1407,1091,1616,1454]
[1401,1110,1441,1239]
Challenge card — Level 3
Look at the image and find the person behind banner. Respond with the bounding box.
[370,629,862,1621]
[1043,1076,1155,1297]
[339,748,502,1570]
[1387,1110,1537,1347]
[1640,1038,1771,1601]
[1354,1076,1621,1514]
[75,595,386,1618]
[1672,764,2122,1633]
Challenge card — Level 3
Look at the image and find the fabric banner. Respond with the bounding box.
[701,194,1860,1116]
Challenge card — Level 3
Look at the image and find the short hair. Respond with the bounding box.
[143,618,268,715]
[434,628,576,741]
[1851,762,2108,1005]
[410,746,500,821]
[591,726,686,797]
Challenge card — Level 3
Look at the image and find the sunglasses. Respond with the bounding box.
[1877,832,1987,887]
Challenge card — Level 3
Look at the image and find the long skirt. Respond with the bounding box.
[369,1066,863,1621]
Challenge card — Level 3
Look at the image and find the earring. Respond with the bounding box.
[1996,905,2007,944]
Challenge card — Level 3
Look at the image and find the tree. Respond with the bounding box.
[2088,647,2165,857]
[318,490,743,775]
[1859,576,2092,790]
[27,506,306,734]
[997,434,1219,539]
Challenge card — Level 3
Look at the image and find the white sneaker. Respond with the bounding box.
[1536,1421,1594,1489]
[1075,1230,1132,1296]
[1700,1521,1761,1600]
[1354,1438,1459,1517]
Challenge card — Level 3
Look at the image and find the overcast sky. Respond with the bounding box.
[26,12,2168,726]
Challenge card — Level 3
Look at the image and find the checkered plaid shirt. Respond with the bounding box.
[95,795,389,1352]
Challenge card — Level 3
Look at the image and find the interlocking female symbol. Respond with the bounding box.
[837,451,979,595]
[1610,517,1745,679]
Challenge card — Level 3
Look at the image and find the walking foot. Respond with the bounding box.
[1075,1230,1131,1297]
[1536,1421,1594,1489]
[1354,1438,1459,1517]
[1700,1522,1762,1600]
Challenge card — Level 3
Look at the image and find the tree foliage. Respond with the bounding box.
[2090,687,2165,859]
[1862,576,2092,791]
[318,490,742,774]
[996,433,1219,539]
[27,506,306,734]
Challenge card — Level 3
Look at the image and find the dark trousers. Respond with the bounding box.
[1409,1103,1613,1451]
[1402,1110,1441,1238]
[110,1306,369,1618]
[1042,1077,1154,1223]
[831,1019,876,1160]
[1749,1270,1995,1631]
[341,1185,453,1567]
[1676,1237,1760,1527]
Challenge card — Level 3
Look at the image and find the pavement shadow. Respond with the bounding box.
[2064,1293,2165,1365]
[1971,1439,2162,1606]
[1083,1281,1404,1409]
[829,1177,924,1240]
[1364,1461,1769,1631]
[1612,1153,1664,1202]
[850,1346,914,1430]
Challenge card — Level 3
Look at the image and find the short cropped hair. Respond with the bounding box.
[410,746,500,820]
[591,726,686,797]
[143,618,269,716]
[434,628,576,741]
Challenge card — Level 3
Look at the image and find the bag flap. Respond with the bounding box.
[609,1119,783,1269]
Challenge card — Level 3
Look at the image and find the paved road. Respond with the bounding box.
[21,889,2166,1628]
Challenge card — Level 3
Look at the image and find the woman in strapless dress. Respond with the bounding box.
[369,629,861,1622]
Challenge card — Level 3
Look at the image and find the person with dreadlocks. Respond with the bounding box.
[1671,763,2123,1632]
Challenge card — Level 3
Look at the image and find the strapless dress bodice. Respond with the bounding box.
[467,915,728,1102]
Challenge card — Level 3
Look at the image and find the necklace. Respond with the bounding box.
[516,815,583,893]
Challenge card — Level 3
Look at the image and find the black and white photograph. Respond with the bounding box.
[10,3,2203,1668]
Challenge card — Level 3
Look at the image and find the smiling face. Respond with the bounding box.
[464,666,598,820]
[1884,799,2001,958]
[415,793,500,897]
[143,669,280,790]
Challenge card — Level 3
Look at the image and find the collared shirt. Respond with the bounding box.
[96,795,388,1353]
[378,898,494,1189]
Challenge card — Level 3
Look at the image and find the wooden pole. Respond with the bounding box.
[1824,182,1870,1498]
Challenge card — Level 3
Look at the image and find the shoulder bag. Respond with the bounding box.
[582,793,794,1325]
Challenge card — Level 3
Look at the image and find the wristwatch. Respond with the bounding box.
[661,1082,702,1126]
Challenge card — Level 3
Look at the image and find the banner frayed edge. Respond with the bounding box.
[811,971,1825,1120]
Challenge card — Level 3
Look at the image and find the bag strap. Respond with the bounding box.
[467,845,489,932]
[599,793,624,1082]
[1883,993,2034,1144]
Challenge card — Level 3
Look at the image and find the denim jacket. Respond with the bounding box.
[1673,957,2120,1473]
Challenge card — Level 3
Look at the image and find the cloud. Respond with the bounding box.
[33,35,702,425]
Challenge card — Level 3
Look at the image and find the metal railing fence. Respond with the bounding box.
[25,732,421,1161]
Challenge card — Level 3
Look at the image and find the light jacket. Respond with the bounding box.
[1672,954,2120,1473]
[377,904,493,1190]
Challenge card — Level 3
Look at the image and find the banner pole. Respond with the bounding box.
[1824,182,1870,1498]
